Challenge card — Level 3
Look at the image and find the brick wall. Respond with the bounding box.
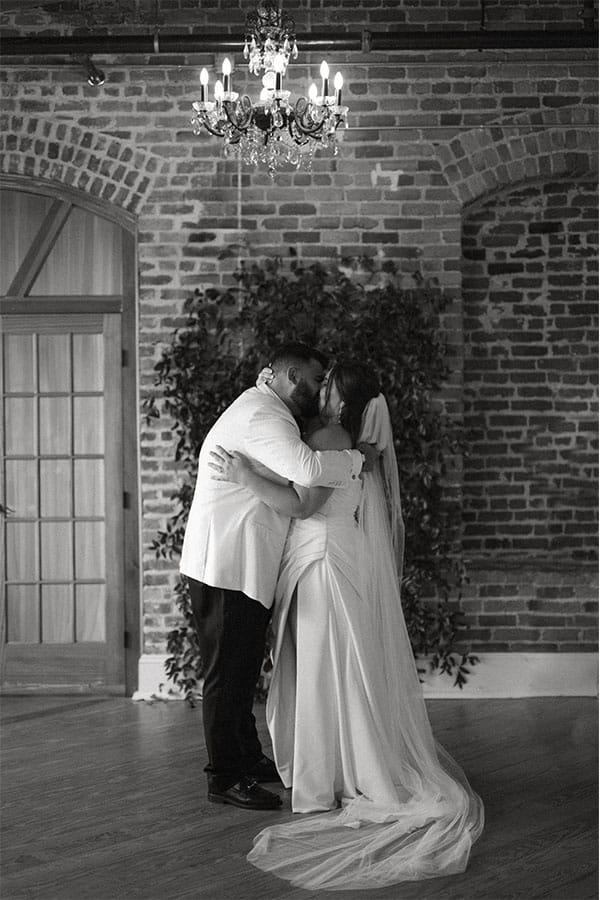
[460,176,598,654]
[463,177,598,563]
[0,0,597,657]
[0,0,597,32]
[459,564,598,652]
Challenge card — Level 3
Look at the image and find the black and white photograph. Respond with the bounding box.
[0,1,598,898]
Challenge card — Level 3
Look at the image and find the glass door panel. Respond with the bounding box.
[73,333,104,391]
[5,521,38,582]
[5,398,36,456]
[76,584,106,642]
[5,459,38,517]
[6,585,39,643]
[40,459,72,517]
[4,333,36,391]
[39,397,71,455]
[40,522,73,581]
[41,584,74,643]
[73,397,104,454]
[74,459,104,516]
[38,333,71,391]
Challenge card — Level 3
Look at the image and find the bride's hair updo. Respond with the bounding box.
[326,360,381,447]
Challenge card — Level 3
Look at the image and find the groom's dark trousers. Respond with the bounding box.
[187,577,271,792]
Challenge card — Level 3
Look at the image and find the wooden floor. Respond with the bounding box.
[1,695,597,900]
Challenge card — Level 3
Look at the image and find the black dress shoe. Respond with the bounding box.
[246,754,281,784]
[208,776,282,810]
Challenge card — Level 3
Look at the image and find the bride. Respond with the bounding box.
[209,360,484,891]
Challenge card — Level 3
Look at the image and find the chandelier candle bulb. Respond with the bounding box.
[334,72,343,107]
[214,78,224,104]
[200,67,209,104]
[320,60,329,100]
[222,57,232,96]
[274,56,284,92]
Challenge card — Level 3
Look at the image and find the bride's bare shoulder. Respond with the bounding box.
[306,423,352,451]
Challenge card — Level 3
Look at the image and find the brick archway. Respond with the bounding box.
[454,109,599,659]
[438,107,598,207]
[0,115,163,214]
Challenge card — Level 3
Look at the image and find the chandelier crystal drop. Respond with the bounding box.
[190,0,348,176]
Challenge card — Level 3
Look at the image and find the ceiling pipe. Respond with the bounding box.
[0,28,597,58]
[368,29,596,51]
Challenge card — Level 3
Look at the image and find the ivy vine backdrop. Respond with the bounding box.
[145,256,478,700]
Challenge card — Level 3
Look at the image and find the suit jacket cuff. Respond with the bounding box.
[347,449,363,480]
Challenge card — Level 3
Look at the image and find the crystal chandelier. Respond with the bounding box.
[191,1,348,175]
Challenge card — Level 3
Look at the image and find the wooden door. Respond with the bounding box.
[1,315,125,690]
[0,178,139,694]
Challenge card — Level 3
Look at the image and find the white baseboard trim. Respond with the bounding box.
[134,654,184,700]
[136,652,598,699]
[420,652,598,698]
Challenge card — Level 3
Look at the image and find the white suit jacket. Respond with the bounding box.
[179,383,363,609]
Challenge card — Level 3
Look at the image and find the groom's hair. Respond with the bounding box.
[269,342,328,373]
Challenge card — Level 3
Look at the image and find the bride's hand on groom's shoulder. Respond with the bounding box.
[256,366,274,386]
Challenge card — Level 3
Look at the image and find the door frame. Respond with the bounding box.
[0,174,141,695]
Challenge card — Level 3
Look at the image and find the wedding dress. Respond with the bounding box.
[247,396,484,891]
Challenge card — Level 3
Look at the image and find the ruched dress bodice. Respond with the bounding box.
[277,480,363,589]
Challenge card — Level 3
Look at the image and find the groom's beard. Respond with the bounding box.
[290,379,320,420]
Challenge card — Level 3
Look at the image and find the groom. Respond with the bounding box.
[180,342,376,810]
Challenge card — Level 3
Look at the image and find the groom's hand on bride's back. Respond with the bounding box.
[357,442,380,473]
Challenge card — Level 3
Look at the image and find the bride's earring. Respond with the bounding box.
[333,401,345,424]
